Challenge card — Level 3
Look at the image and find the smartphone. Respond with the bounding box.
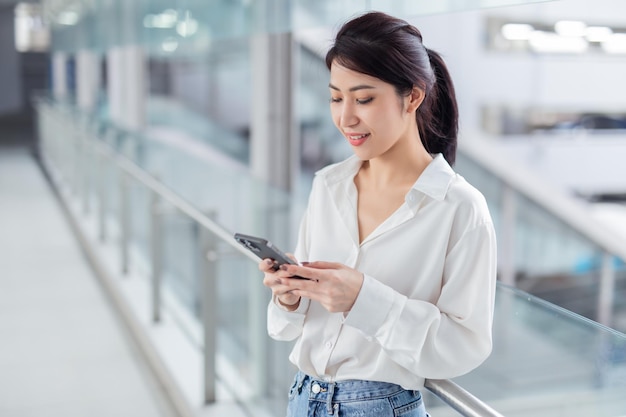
[234,233,307,279]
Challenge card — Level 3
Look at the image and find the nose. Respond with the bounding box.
[339,102,358,128]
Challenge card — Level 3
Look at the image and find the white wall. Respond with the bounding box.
[409,0,626,135]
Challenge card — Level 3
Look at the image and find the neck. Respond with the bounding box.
[361,133,432,189]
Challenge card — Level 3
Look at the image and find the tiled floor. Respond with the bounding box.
[0,146,176,417]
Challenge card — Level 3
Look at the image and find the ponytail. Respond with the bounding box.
[418,48,458,166]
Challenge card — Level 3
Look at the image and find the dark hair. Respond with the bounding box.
[325,11,458,165]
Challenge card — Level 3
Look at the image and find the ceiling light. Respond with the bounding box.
[143,9,177,29]
[585,26,613,42]
[554,20,587,37]
[161,37,179,52]
[57,10,78,26]
[501,23,535,40]
[176,11,198,37]
[529,31,589,53]
[602,33,626,54]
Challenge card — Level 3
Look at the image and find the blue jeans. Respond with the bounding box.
[286,371,429,417]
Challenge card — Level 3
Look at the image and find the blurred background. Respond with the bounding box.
[1,0,626,416]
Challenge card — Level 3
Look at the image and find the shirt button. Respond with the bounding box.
[311,383,321,394]
[325,341,333,349]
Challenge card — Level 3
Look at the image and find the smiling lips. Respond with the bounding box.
[346,133,370,146]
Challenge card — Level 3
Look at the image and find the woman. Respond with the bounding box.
[260,11,497,417]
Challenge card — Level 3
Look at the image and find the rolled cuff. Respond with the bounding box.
[343,274,404,338]
[267,296,310,341]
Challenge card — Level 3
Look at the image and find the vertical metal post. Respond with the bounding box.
[61,110,70,183]
[120,172,131,274]
[199,225,217,404]
[151,191,163,323]
[251,267,269,397]
[597,251,615,327]
[499,185,517,286]
[60,109,67,171]
[62,109,70,175]
[52,51,68,100]
[98,150,107,242]
[46,106,53,165]
[73,116,82,196]
[82,119,91,215]
[50,104,60,169]
[45,106,54,166]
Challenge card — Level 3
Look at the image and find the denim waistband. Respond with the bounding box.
[296,371,407,402]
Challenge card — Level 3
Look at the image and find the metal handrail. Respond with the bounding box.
[425,379,505,417]
[90,140,259,265]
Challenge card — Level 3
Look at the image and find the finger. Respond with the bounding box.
[279,264,324,281]
[258,258,278,272]
[263,276,299,294]
[301,261,344,270]
[263,271,300,287]
[285,252,299,263]
[262,273,279,287]
[280,275,323,292]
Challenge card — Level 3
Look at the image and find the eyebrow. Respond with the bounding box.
[328,83,376,92]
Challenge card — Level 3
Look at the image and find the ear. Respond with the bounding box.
[406,87,425,113]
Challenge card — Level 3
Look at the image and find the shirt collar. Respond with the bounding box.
[315,154,362,185]
[316,153,456,201]
[410,153,456,202]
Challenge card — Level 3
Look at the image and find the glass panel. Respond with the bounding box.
[128,180,152,276]
[450,283,626,417]
[162,213,200,313]
[455,150,626,334]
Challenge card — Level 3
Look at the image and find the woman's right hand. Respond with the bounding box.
[259,258,301,310]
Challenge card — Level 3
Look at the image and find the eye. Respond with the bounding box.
[356,97,373,105]
[330,97,342,103]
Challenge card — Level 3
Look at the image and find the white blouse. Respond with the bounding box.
[267,153,497,389]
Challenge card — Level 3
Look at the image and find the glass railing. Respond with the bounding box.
[449,284,626,416]
[35,96,626,417]
[455,140,626,335]
[145,96,250,164]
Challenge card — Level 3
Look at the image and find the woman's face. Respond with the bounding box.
[329,62,418,161]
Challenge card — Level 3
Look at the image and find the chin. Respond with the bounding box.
[352,148,378,161]
[352,151,371,161]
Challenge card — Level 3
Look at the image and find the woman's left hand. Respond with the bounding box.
[278,261,364,313]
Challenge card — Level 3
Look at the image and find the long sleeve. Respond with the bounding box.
[267,295,310,341]
[343,222,497,379]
